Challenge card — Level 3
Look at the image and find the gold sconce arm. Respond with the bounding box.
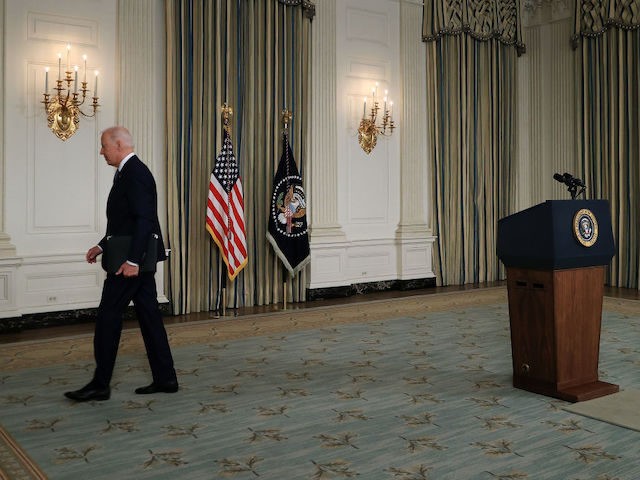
[357,85,396,154]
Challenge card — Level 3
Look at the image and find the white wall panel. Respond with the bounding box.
[5,0,114,253]
[19,255,102,311]
[336,0,401,268]
[27,65,98,233]
[1,0,118,317]
[310,0,433,289]
[0,271,11,303]
[346,241,397,282]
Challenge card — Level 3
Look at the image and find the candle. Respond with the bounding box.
[94,71,99,97]
[82,55,87,83]
[66,44,71,72]
[384,96,387,113]
[44,67,49,94]
[389,101,393,118]
[57,53,61,80]
[363,97,367,118]
[74,65,78,93]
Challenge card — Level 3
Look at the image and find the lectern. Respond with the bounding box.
[497,200,618,402]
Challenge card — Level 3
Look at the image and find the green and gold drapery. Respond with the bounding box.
[165,0,313,314]
[572,0,640,288]
[423,0,523,286]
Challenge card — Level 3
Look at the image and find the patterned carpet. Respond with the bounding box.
[1,288,640,479]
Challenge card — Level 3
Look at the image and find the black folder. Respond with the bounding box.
[101,234,158,273]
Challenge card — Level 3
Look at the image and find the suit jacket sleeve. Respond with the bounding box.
[125,162,158,265]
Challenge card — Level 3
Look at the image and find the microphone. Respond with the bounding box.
[553,172,584,187]
[553,173,567,184]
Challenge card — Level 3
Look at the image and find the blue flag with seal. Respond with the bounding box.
[267,134,310,276]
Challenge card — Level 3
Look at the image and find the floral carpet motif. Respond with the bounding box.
[1,288,640,479]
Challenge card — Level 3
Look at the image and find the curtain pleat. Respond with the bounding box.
[166,0,312,314]
[574,19,640,288]
[427,36,518,285]
[424,1,520,286]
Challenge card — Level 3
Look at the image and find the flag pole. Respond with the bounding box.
[282,5,289,311]
[222,4,229,317]
[283,266,287,311]
[221,103,234,316]
[281,108,292,310]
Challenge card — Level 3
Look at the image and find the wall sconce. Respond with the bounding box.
[42,44,100,141]
[357,83,395,154]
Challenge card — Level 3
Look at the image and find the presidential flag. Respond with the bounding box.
[206,129,248,280]
[267,134,310,276]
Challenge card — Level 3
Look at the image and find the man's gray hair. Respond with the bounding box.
[103,126,134,149]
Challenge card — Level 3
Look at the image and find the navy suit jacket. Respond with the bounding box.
[98,155,167,266]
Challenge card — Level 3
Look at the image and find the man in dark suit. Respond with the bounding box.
[65,126,178,402]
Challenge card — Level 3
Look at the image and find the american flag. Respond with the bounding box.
[206,129,248,280]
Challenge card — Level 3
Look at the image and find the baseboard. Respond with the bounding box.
[0,303,173,334]
[1,277,437,333]
[306,277,436,301]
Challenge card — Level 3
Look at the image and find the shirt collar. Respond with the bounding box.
[118,152,136,172]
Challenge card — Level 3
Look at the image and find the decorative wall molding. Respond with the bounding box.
[347,59,387,80]
[346,7,390,46]
[309,243,348,288]
[0,262,19,318]
[27,12,98,46]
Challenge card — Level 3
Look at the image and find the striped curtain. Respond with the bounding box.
[423,0,524,286]
[572,0,640,288]
[165,0,314,314]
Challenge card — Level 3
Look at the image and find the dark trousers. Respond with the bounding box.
[92,272,176,388]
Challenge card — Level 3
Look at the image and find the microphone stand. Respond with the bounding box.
[568,183,586,200]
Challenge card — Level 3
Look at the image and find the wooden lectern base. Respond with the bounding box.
[513,377,619,403]
[507,266,619,403]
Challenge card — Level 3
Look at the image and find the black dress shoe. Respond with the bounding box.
[135,381,179,394]
[64,384,111,402]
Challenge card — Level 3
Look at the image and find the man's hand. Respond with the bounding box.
[116,262,140,277]
[86,246,102,264]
